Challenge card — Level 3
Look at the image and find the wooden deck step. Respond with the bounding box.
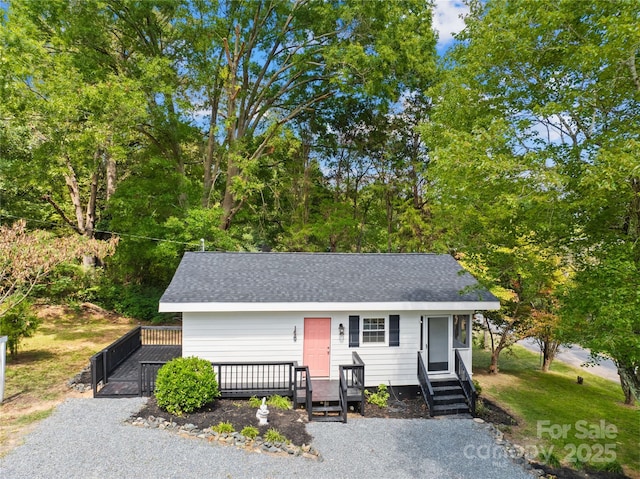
[311,415,345,422]
[312,405,343,413]
[432,403,471,415]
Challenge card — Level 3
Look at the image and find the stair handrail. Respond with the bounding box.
[294,365,313,421]
[454,349,477,415]
[417,352,436,417]
[338,366,348,423]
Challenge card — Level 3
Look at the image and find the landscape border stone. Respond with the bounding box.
[126,415,321,460]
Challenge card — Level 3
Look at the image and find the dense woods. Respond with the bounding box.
[0,0,638,402]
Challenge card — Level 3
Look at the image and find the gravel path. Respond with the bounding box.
[1,398,535,479]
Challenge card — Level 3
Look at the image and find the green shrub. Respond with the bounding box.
[264,428,288,444]
[240,426,259,439]
[155,357,220,415]
[212,421,235,434]
[365,384,389,408]
[472,379,482,396]
[0,299,41,357]
[248,396,262,408]
[267,395,292,410]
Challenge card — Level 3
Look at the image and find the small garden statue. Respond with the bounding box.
[256,397,269,425]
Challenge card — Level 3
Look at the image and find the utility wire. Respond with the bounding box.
[0,214,203,249]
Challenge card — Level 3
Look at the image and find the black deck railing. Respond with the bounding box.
[139,361,166,396]
[455,349,477,415]
[90,326,141,395]
[340,351,366,415]
[212,361,296,398]
[141,326,182,345]
[338,366,348,422]
[417,352,436,417]
[91,325,182,396]
[293,366,313,421]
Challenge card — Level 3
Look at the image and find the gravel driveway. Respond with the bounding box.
[1,398,535,479]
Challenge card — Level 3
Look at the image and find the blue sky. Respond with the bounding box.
[432,0,470,55]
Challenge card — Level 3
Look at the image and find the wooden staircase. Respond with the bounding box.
[430,378,471,416]
[310,400,344,422]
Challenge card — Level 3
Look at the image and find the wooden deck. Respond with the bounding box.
[95,345,181,397]
[310,379,340,401]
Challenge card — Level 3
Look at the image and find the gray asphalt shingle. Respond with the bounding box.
[160,252,497,304]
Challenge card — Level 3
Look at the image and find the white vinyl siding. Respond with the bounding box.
[181,309,475,388]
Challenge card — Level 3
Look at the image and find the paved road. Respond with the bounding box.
[0,398,536,479]
[518,339,619,383]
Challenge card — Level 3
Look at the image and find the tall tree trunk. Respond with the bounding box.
[616,362,640,405]
[105,152,116,201]
[541,339,561,372]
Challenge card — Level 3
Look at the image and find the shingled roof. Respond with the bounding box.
[159,252,498,310]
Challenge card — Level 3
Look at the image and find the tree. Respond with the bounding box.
[1,0,147,257]
[0,220,116,355]
[428,0,640,397]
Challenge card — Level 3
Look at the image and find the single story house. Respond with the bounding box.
[158,252,499,389]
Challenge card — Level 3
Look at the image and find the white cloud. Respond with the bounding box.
[432,0,469,47]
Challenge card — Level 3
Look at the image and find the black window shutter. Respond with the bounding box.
[349,315,360,347]
[389,314,400,347]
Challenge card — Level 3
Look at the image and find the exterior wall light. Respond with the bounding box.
[338,323,345,338]
[293,326,297,342]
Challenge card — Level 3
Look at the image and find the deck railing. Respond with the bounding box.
[338,366,348,423]
[455,349,477,415]
[212,361,296,398]
[90,325,182,396]
[90,326,142,394]
[90,349,107,396]
[139,361,167,396]
[141,326,182,345]
[417,352,436,417]
[293,366,313,421]
[340,351,366,415]
[105,327,142,375]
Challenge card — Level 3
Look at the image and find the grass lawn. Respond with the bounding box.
[0,304,135,456]
[473,345,640,477]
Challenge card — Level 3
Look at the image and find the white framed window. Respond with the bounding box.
[362,317,385,344]
[453,314,470,348]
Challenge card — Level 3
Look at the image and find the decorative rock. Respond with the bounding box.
[124,415,320,460]
[473,417,485,423]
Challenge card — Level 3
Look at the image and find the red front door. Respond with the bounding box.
[303,317,331,377]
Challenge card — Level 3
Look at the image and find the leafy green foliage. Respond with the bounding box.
[263,428,288,444]
[364,384,389,408]
[266,395,292,411]
[88,281,169,323]
[240,426,259,439]
[155,357,220,415]
[0,299,40,357]
[248,394,291,410]
[211,421,234,434]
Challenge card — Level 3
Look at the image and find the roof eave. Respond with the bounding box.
[158,300,501,313]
